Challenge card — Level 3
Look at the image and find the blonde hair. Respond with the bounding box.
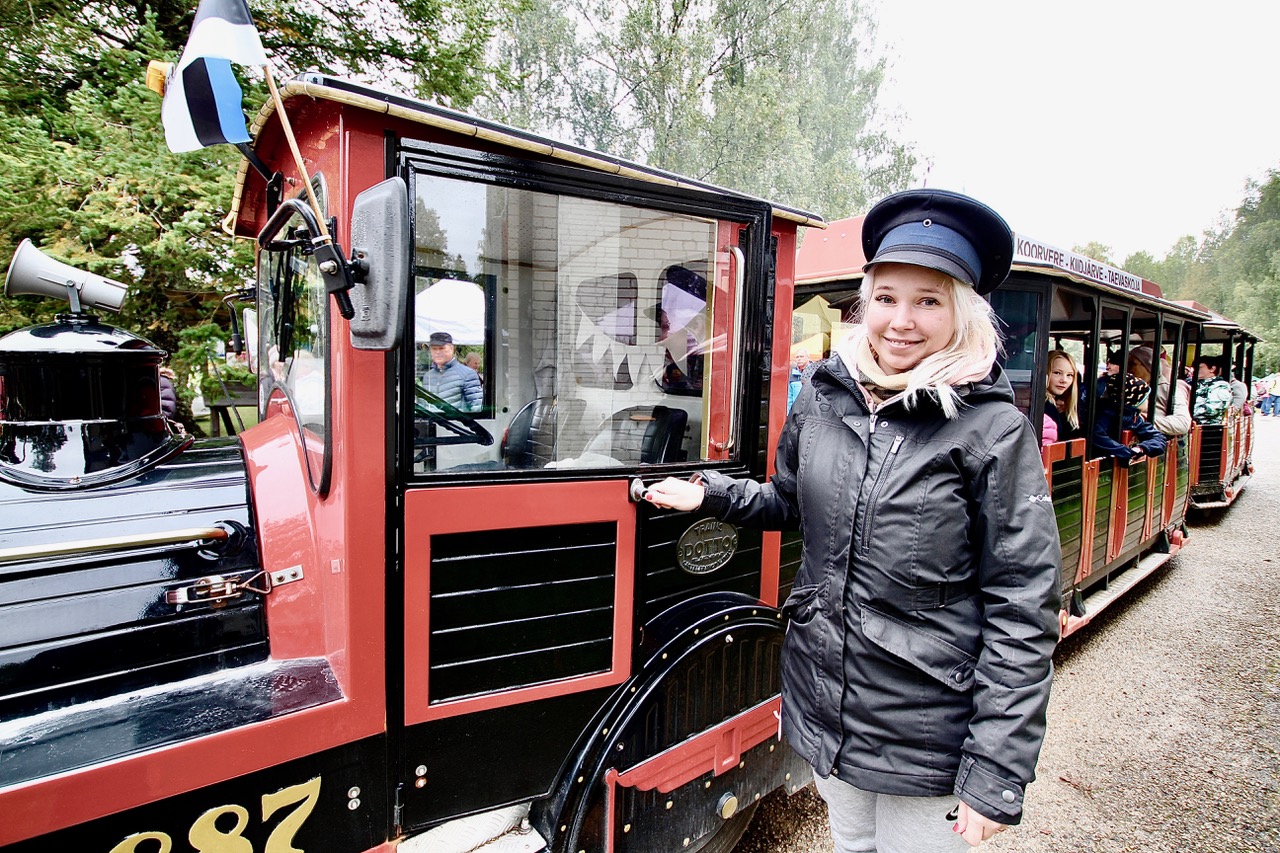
[1046,349,1080,430]
[857,270,1004,418]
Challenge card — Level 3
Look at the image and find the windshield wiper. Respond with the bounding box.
[413,386,494,447]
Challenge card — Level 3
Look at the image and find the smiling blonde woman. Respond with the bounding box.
[646,190,1061,851]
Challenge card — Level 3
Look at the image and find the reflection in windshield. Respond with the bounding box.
[409,173,728,475]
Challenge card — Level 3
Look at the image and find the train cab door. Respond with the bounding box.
[389,143,772,834]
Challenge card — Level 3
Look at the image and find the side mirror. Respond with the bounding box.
[348,177,409,351]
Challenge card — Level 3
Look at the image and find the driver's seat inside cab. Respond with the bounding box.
[408,171,722,476]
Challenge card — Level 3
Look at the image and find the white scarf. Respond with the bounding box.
[835,329,996,416]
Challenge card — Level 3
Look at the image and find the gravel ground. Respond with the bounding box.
[736,417,1280,853]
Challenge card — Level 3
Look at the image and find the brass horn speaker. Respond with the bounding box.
[4,238,128,312]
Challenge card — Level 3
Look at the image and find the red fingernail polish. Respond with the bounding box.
[952,824,959,833]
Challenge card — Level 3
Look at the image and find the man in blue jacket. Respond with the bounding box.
[422,332,483,412]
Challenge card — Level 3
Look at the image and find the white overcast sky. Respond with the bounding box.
[868,0,1280,262]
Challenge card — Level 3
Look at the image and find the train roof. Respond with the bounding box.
[230,73,825,229]
[795,215,1212,323]
[1172,301,1261,343]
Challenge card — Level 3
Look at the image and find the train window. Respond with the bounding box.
[408,172,728,474]
[257,187,331,493]
[990,288,1041,416]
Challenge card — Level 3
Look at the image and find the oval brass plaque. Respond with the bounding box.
[676,518,739,575]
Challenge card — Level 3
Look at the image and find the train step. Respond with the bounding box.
[1065,551,1172,636]
[1191,473,1251,509]
[400,803,547,853]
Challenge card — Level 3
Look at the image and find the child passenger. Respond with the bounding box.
[1126,346,1190,439]
[1041,414,1058,446]
[644,189,1061,851]
[1044,349,1082,442]
[1092,373,1167,464]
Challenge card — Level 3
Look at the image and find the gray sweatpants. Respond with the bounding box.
[813,773,969,853]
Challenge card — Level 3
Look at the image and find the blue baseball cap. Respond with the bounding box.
[862,189,1013,295]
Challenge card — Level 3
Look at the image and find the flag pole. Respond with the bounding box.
[262,64,331,243]
[260,63,356,320]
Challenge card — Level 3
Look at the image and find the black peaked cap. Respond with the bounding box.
[861,189,1014,295]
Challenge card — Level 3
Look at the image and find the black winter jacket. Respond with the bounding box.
[700,356,1061,824]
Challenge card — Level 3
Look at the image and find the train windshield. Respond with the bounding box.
[408,172,734,474]
[257,201,331,492]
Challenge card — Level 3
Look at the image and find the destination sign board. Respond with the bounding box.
[1013,234,1144,294]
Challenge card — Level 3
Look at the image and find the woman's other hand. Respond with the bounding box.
[643,477,705,511]
[954,801,1008,847]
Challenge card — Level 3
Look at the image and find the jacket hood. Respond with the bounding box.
[812,354,1018,414]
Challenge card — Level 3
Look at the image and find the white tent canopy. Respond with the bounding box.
[414,278,486,345]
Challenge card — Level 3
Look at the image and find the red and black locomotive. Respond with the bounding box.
[0,75,822,853]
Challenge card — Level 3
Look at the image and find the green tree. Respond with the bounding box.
[0,0,517,112]
[1150,171,1280,374]
[0,0,520,432]
[1120,250,1160,282]
[1208,172,1280,372]
[1072,241,1114,266]
[478,0,915,218]
[0,20,250,348]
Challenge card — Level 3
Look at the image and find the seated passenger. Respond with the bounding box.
[1093,373,1167,464]
[1127,346,1190,438]
[1041,413,1058,447]
[1228,372,1248,410]
[1094,348,1123,400]
[1192,357,1233,425]
[656,265,707,395]
[463,351,484,383]
[787,348,810,412]
[1044,349,1082,442]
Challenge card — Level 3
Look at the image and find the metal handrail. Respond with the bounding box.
[0,526,228,565]
[711,245,746,454]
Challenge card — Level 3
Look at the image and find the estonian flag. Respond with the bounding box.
[160,0,268,153]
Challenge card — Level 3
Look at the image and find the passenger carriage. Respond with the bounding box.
[0,75,822,853]
[792,220,1255,638]
[1173,303,1258,509]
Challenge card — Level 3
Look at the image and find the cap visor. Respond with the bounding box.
[864,249,976,287]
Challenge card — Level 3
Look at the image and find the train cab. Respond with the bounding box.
[0,75,822,853]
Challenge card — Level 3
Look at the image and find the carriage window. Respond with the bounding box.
[409,173,728,474]
[792,289,860,362]
[990,289,1041,416]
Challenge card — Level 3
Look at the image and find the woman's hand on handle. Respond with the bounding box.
[643,477,706,512]
[954,802,1008,847]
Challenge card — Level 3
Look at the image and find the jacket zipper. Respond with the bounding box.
[859,433,904,553]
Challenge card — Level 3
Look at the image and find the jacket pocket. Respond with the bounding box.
[781,583,822,625]
[860,604,976,691]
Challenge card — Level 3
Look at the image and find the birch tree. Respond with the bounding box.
[480,0,916,218]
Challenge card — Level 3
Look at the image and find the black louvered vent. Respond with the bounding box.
[778,531,802,605]
[428,522,617,703]
[1197,426,1224,481]
[637,513,761,624]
